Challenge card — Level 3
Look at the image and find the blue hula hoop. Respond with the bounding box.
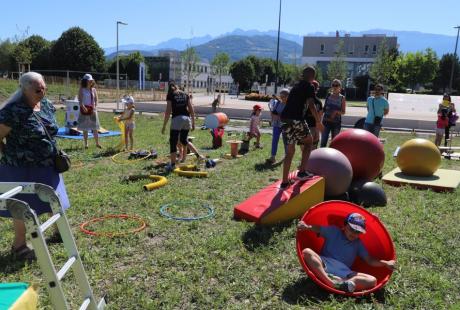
[159,203,214,221]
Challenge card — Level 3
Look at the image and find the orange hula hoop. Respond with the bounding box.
[79,214,147,237]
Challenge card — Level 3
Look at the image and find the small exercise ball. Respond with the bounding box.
[330,129,385,180]
[307,148,353,196]
[349,180,387,207]
[396,138,441,176]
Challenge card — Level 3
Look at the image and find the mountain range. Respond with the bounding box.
[104,28,457,63]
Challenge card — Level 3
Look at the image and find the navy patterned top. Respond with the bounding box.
[0,97,58,167]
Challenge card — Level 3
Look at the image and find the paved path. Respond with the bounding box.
[94,93,443,131]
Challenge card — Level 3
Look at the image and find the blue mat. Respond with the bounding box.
[56,127,121,140]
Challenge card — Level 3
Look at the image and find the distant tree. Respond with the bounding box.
[181,45,200,93]
[312,64,324,85]
[327,40,347,82]
[211,52,230,92]
[50,27,105,74]
[397,49,439,91]
[369,38,397,86]
[259,58,276,84]
[246,55,263,82]
[13,44,32,71]
[433,53,460,94]
[0,39,16,72]
[419,48,438,89]
[20,35,51,69]
[230,59,255,91]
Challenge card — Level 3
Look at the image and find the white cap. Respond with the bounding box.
[82,73,94,81]
[122,95,135,105]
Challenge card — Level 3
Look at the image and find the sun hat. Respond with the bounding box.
[253,104,262,111]
[82,73,94,81]
[122,95,135,105]
[345,212,366,233]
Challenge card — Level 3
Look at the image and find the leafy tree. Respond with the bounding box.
[313,64,324,85]
[20,35,51,69]
[211,52,230,92]
[397,49,439,91]
[0,39,16,72]
[370,38,397,86]
[259,58,276,84]
[327,40,347,82]
[13,44,32,67]
[181,46,200,92]
[49,27,105,74]
[433,53,460,94]
[245,55,263,83]
[230,59,255,91]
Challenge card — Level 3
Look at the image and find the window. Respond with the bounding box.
[320,43,325,54]
[364,45,369,54]
[372,45,377,54]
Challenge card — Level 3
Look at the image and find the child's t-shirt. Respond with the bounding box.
[437,114,449,129]
[121,108,135,125]
[319,226,369,267]
[250,115,260,133]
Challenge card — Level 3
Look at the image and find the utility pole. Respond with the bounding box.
[274,0,282,95]
[449,26,460,94]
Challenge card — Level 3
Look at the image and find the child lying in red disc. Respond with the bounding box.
[297,212,396,293]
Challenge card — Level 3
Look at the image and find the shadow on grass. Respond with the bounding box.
[282,276,388,306]
[254,160,283,172]
[93,147,120,158]
[0,252,29,274]
[242,221,293,251]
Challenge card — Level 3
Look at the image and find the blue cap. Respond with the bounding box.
[346,213,366,233]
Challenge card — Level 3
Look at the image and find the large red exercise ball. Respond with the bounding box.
[330,129,385,180]
[349,180,387,207]
[204,112,229,129]
[396,138,441,177]
[296,201,396,296]
[306,148,353,196]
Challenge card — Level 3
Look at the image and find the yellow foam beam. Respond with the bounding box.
[260,177,325,225]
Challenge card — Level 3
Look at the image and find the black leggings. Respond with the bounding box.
[445,125,452,146]
[170,129,189,153]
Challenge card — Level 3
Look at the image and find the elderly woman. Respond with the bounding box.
[0,72,70,261]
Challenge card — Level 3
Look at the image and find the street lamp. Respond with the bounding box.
[449,26,460,94]
[274,0,282,95]
[116,21,128,110]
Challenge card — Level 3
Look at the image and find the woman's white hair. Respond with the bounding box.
[0,72,45,109]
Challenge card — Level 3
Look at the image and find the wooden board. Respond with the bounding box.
[382,168,460,192]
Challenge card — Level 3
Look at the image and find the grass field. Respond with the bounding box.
[1,111,460,309]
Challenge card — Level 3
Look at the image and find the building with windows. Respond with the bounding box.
[301,32,397,85]
[145,50,234,91]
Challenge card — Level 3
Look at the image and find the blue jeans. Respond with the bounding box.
[271,126,287,157]
[320,122,341,147]
[364,122,381,137]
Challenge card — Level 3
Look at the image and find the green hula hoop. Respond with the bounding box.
[159,202,214,221]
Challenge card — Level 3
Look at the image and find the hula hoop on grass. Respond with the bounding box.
[159,202,214,221]
[111,150,151,164]
[80,214,147,237]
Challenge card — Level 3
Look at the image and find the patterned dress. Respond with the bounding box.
[0,96,70,217]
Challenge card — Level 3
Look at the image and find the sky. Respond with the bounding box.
[1,0,459,48]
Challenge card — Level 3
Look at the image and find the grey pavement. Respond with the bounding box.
[95,93,441,132]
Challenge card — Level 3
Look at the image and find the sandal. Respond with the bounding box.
[12,244,36,261]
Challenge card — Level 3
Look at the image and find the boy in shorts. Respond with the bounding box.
[298,212,396,292]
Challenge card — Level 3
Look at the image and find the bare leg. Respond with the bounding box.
[180,143,187,161]
[300,135,313,172]
[128,128,134,150]
[124,127,129,150]
[302,248,337,287]
[282,144,296,183]
[93,130,101,147]
[13,219,26,249]
[347,272,377,291]
[83,131,88,148]
[186,141,204,159]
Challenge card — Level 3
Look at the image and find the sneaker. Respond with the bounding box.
[297,171,314,181]
[279,180,294,190]
[335,280,356,293]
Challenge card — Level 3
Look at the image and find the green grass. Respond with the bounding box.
[0,78,79,102]
[1,111,460,309]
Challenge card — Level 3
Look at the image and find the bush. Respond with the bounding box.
[244,93,271,102]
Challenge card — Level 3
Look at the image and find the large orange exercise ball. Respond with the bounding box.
[330,129,385,181]
[396,139,441,176]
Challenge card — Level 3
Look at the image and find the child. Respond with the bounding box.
[435,107,449,147]
[266,89,289,164]
[298,213,395,293]
[118,95,135,150]
[248,104,262,148]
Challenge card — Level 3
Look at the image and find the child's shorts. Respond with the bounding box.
[125,122,135,130]
[321,256,357,279]
[436,127,445,135]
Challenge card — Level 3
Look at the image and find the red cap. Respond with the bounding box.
[253,104,262,111]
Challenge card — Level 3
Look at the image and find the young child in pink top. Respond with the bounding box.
[435,108,449,147]
[248,104,262,148]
